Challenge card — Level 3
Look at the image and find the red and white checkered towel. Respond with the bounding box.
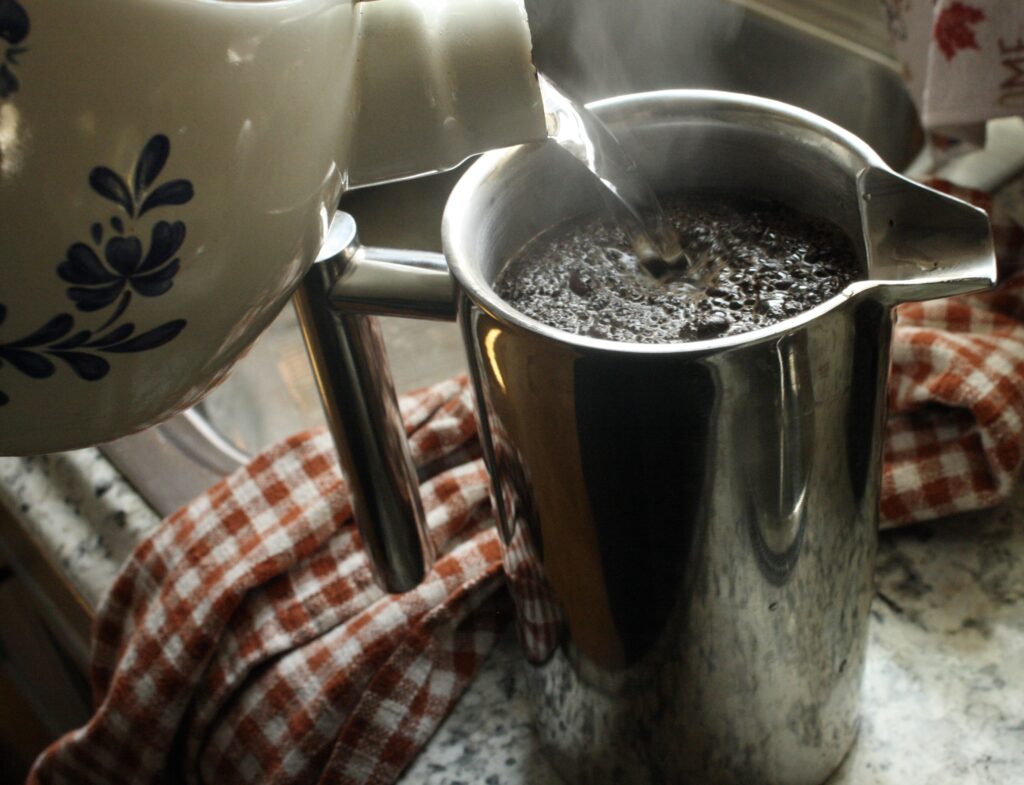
[29,186,1024,784]
[29,378,509,785]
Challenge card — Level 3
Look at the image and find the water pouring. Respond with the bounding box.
[538,74,693,275]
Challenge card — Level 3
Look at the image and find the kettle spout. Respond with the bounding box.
[346,0,547,189]
[860,167,997,303]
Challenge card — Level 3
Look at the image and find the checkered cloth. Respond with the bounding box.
[884,274,1024,522]
[28,184,1024,784]
[28,378,509,785]
[883,180,1024,523]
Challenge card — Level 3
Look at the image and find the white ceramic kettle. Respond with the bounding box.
[0,0,546,454]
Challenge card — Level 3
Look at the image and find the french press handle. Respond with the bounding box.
[292,212,457,593]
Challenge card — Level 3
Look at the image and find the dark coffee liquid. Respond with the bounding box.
[494,194,859,343]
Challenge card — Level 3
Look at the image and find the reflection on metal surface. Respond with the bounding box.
[502,510,564,665]
[745,334,812,585]
[860,167,995,302]
[329,245,455,320]
[483,328,506,392]
[161,411,249,475]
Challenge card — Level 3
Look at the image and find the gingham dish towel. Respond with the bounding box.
[29,186,1024,785]
[29,377,509,785]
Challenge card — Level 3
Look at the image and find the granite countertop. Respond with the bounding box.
[1,448,1022,784]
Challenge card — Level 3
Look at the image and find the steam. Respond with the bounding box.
[525,0,746,101]
[524,0,747,266]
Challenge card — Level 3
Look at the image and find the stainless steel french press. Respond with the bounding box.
[295,91,995,784]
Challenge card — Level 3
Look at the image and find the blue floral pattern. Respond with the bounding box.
[59,220,186,311]
[0,0,28,99]
[0,134,194,407]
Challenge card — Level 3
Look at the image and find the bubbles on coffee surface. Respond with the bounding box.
[493,194,858,343]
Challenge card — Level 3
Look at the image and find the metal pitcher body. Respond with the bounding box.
[460,289,886,784]
[438,91,993,784]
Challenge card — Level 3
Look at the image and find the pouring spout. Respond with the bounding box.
[860,167,997,303]
[346,0,547,189]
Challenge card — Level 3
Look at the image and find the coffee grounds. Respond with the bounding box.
[493,194,859,343]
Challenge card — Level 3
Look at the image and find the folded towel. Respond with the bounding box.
[29,184,1024,784]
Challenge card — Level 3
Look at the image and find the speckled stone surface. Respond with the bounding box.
[399,494,1024,785]
[0,451,160,609]
[1,451,1021,783]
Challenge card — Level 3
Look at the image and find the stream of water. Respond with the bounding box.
[538,74,691,276]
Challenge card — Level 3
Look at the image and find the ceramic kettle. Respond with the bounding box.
[0,0,546,454]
